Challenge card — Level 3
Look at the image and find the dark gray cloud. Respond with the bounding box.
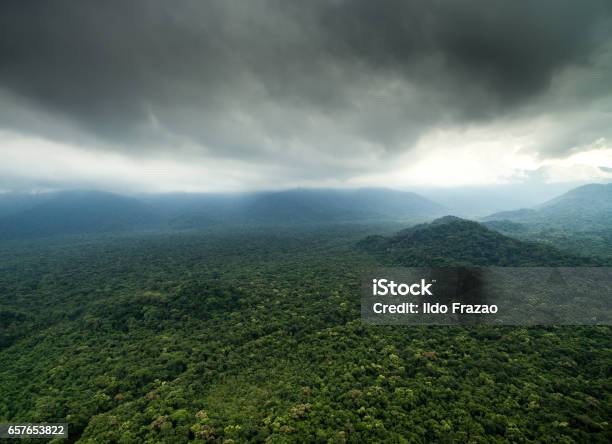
[0,0,611,190]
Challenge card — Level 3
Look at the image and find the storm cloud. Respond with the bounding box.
[1,0,611,191]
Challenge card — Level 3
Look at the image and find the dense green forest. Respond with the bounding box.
[0,219,610,443]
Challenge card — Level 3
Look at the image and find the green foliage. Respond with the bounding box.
[0,223,610,442]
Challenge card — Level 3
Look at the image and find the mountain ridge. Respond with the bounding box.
[483,183,612,230]
[0,191,162,240]
[0,188,446,240]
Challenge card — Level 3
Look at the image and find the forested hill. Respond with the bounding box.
[358,216,601,266]
[483,183,612,230]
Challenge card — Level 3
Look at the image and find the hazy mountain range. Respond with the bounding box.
[0,188,445,240]
[0,183,610,241]
[483,183,612,230]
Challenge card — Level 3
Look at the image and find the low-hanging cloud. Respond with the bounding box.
[1,0,611,191]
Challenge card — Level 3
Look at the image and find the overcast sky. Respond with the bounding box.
[1,0,612,193]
